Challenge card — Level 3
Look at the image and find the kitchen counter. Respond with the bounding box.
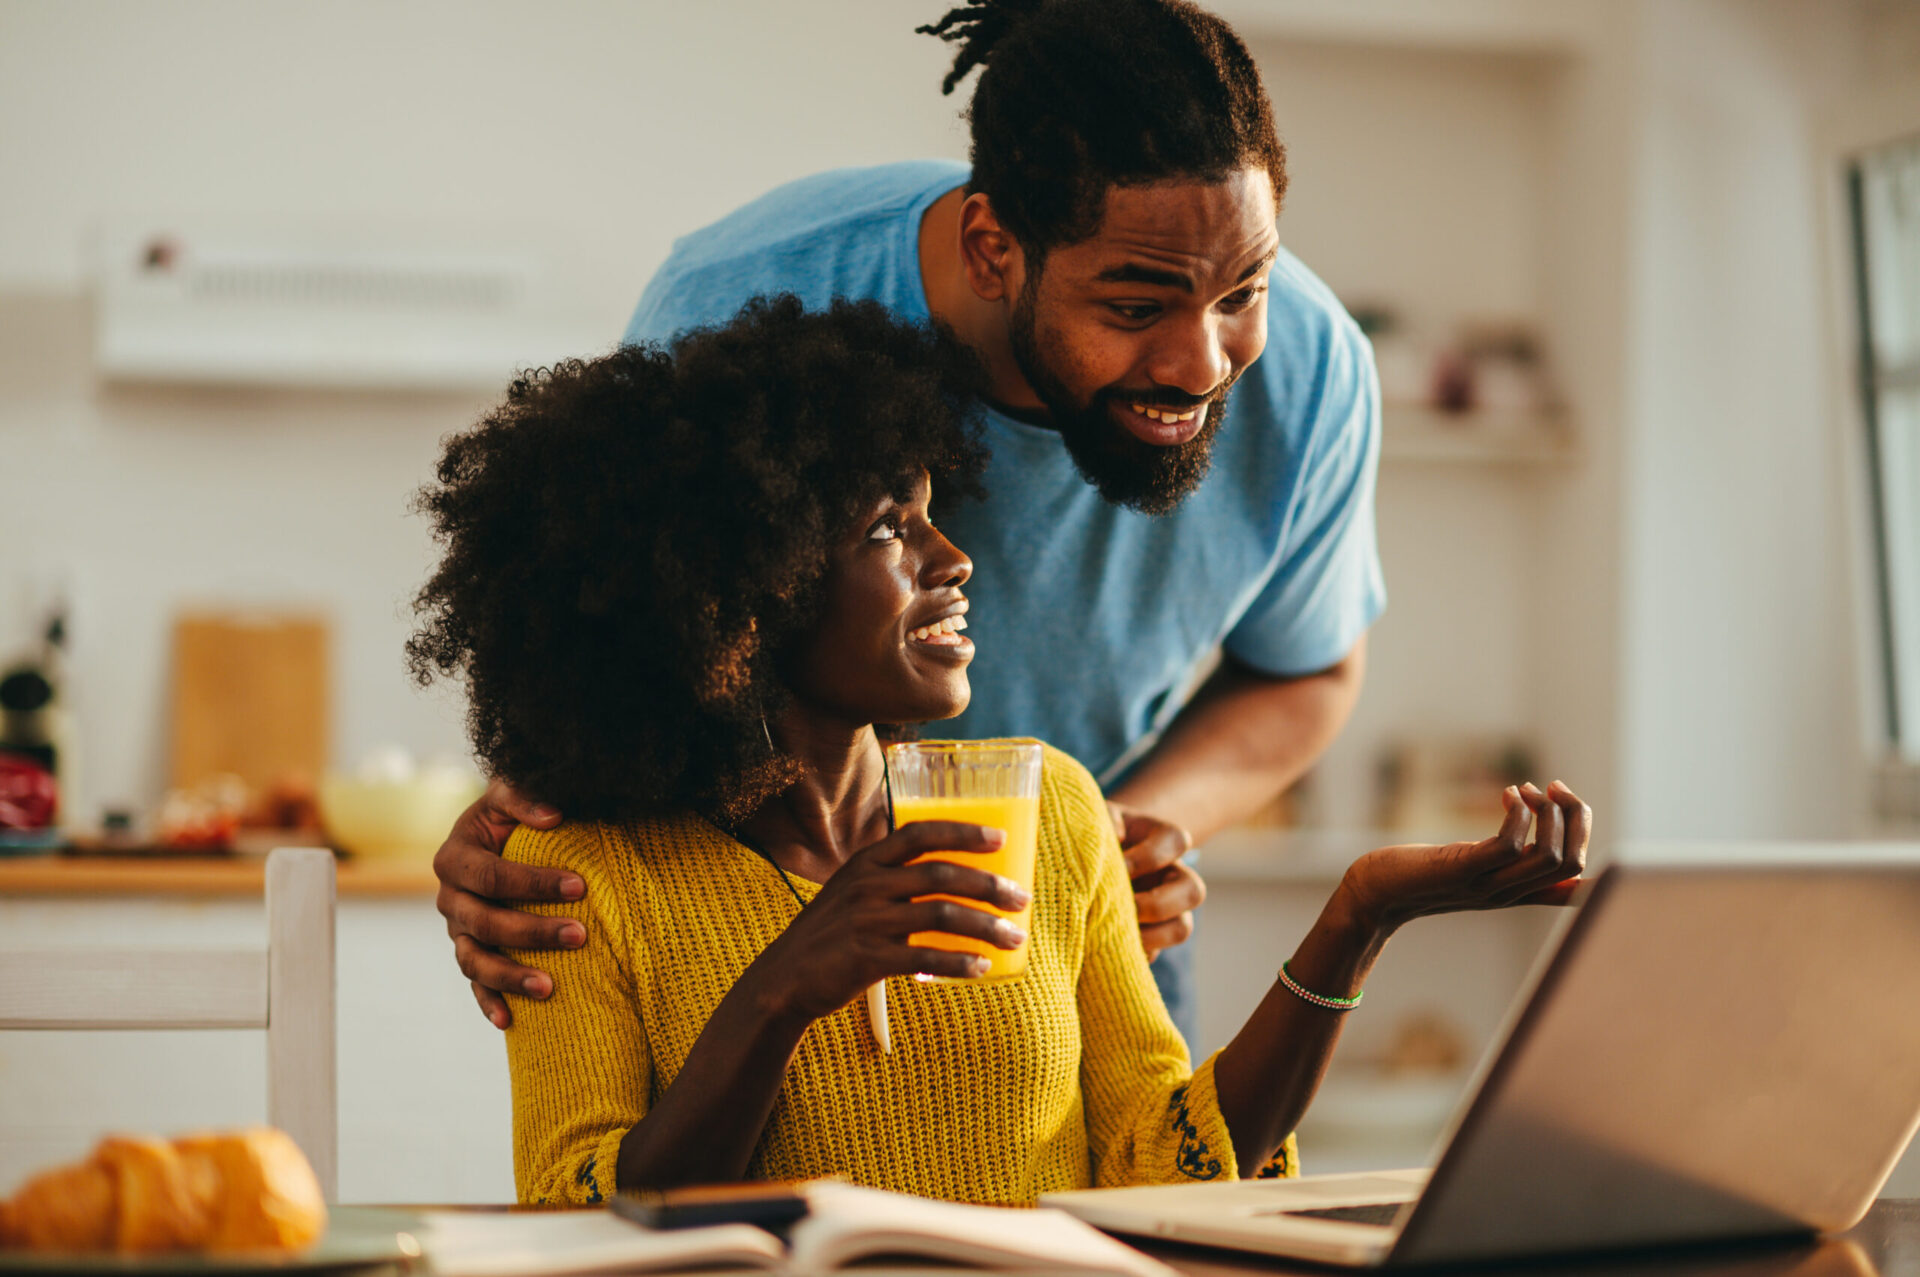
[0,851,437,897]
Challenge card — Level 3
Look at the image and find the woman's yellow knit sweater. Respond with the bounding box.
[503,743,1297,1206]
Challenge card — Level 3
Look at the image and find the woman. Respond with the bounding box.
[409,295,1589,1207]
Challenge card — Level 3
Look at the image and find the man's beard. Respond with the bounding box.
[1008,285,1230,517]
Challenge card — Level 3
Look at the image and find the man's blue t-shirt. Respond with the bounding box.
[626,160,1385,787]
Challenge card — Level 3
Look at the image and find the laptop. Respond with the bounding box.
[1043,842,1920,1266]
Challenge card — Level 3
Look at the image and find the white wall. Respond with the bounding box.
[0,0,968,821]
[1249,37,1591,828]
[1616,0,1889,839]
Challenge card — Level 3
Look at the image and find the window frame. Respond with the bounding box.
[1821,83,1920,828]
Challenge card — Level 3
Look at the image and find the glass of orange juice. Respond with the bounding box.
[885,738,1043,983]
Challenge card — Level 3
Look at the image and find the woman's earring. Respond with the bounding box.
[761,716,776,755]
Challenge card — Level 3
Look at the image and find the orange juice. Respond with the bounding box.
[895,793,1041,982]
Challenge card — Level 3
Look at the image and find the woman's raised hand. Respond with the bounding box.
[746,822,1032,1026]
[1337,781,1592,935]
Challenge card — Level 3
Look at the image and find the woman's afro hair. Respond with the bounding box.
[407,295,988,826]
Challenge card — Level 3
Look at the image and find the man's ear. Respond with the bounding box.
[956,193,1025,305]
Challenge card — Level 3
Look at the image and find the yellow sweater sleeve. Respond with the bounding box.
[502,822,650,1205]
[1052,752,1299,1183]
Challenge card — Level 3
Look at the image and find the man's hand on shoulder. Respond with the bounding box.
[432,778,580,1030]
[1107,801,1206,962]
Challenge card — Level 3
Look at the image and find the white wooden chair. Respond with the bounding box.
[0,847,338,1200]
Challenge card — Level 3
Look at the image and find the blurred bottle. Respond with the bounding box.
[0,606,76,844]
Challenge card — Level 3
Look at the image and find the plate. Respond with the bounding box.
[0,1207,425,1274]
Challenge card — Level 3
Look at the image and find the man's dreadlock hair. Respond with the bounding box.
[918,0,1285,263]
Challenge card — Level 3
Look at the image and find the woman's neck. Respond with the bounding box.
[736,709,891,884]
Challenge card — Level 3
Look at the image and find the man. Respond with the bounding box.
[431,0,1382,1044]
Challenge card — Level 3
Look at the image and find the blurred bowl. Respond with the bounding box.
[317,769,483,863]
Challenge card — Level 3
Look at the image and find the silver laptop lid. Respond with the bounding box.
[1391,843,1920,1266]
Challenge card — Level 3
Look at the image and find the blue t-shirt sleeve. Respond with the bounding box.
[1222,314,1386,676]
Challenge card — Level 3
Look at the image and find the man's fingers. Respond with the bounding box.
[870,820,1006,867]
[442,887,587,951]
[1134,861,1206,924]
[1140,914,1194,960]
[435,838,586,905]
[1106,801,1128,842]
[472,980,512,1030]
[1119,816,1193,880]
[480,776,563,830]
[453,933,555,1000]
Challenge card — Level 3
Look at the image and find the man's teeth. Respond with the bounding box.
[910,616,969,642]
[1131,402,1200,423]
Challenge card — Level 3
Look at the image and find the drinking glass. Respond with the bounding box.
[885,738,1043,983]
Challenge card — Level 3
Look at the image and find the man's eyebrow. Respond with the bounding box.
[1237,247,1280,285]
[1093,247,1279,293]
[1094,263,1193,291]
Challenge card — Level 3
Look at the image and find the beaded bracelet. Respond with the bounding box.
[1278,960,1364,1011]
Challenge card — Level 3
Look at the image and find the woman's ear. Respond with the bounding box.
[957,193,1024,305]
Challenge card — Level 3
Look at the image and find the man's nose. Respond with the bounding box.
[1148,316,1232,399]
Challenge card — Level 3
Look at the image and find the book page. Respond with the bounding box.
[416,1208,784,1277]
[790,1183,1178,1277]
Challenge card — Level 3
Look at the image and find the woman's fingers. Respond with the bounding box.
[899,897,1027,949]
[1515,878,1585,907]
[1452,786,1532,876]
[901,947,992,980]
[1551,780,1593,872]
[894,859,1030,911]
[1483,783,1583,903]
[865,820,1005,867]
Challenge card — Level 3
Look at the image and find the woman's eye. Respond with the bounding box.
[866,519,903,543]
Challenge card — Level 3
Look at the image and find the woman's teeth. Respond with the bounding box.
[1131,402,1201,424]
[910,616,968,644]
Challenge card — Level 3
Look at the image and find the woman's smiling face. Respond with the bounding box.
[785,470,974,728]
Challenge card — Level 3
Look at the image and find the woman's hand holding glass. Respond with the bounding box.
[1337,780,1591,936]
[743,820,1033,1027]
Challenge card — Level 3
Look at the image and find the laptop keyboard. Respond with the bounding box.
[1275,1203,1406,1228]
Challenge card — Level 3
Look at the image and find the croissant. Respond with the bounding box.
[0,1127,327,1255]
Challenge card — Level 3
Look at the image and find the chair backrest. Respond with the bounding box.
[0,847,338,1200]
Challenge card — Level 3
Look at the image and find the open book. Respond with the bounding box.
[419,1182,1177,1277]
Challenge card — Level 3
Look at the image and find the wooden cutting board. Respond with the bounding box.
[169,613,330,794]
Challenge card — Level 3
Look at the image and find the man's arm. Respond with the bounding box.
[435,780,577,1029]
[1110,636,1367,847]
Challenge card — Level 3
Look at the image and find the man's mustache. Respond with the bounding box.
[1096,379,1239,414]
